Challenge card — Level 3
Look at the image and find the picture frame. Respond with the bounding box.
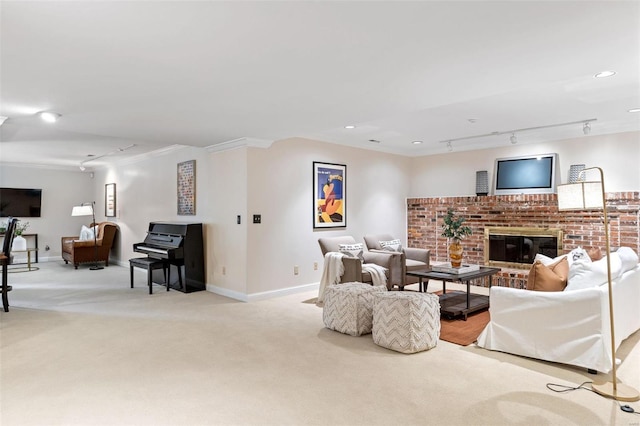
[313,161,346,229]
[105,183,116,217]
[177,160,196,215]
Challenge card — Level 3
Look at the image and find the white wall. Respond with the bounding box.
[0,165,94,261]
[94,146,212,266]
[242,138,412,297]
[409,131,640,197]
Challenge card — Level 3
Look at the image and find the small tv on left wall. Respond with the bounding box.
[493,153,559,195]
[0,188,43,217]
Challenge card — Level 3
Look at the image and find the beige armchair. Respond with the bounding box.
[62,222,118,269]
[364,234,430,289]
[318,236,403,290]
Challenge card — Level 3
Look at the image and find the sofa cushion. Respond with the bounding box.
[339,243,365,262]
[379,239,403,252]
[566,253,623,291]
[527,257,569,291]
[617,247,639,274]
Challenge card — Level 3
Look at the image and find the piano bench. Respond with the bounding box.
[129,257,171,294]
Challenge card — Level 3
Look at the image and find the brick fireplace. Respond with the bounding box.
[407,192,640,288]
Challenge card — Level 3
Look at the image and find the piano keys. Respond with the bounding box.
[134,222,205,293]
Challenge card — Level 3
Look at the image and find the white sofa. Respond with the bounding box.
[477,252,640,373]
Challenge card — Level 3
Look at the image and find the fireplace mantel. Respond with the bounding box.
[407,192,639,288]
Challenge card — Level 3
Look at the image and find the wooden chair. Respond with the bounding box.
[1,217,18,312]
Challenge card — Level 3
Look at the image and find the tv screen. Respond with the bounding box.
[0,188,42,217]
[494,154,558,195]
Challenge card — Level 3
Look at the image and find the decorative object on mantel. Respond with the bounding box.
[11,221,29,251]
[557,166,639,402]
[441,208,472,268]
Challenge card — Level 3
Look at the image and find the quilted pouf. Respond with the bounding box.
[372,292,441,353]
[323,282,386,336]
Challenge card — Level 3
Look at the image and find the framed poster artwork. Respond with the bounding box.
[177,160,196,215]
[313,161,346,229]
[105,183,116,217]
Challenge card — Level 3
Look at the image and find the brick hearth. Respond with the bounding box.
[407,192,640,288]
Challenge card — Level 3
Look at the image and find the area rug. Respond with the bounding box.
[439,310,490,346]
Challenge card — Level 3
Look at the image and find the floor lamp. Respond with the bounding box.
[71,202,104,271]
[557,167,639,402]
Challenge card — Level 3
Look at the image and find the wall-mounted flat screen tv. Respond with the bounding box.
[493,153,558,195]
[0,188,43,217]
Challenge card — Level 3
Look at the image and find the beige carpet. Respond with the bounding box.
[2,262,640,425]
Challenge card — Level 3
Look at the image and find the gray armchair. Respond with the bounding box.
[364,234,430,289]
[318,236,403,290]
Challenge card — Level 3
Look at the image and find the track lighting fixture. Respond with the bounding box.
[446,141,453,152]
[79,144,136,170]
[439,118,597,147]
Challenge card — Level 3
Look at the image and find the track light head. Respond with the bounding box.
[446,141,453,152]
[79,165,86,171]
[510,134,517,144]
[583,122,591,135]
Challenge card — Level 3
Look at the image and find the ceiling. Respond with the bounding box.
[1,1,639,170]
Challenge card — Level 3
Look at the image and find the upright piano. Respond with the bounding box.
[133,222,205,293]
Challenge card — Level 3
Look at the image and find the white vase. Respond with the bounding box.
[12,235,27,251]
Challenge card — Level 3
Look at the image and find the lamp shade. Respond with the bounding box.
[71,205,93,216]
[557,181,604,211]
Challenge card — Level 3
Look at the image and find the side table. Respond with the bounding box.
[8,248,39,273]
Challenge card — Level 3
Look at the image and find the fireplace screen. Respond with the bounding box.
[484,227,563,268]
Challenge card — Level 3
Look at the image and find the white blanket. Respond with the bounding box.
[362,263,387,288]
[317,252,345,305]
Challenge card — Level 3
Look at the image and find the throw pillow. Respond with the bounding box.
[379,239,402,252]
[587,247,603,261]
[526,257,569,292]
[79,225,98,241]
[339,243,365,262]
[616,247,639,274]
[565,253,623,291]
[534,247,589,268]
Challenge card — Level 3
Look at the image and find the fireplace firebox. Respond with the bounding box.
[484,227,563,269]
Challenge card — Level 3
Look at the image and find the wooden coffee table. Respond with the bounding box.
[407,267,501,320]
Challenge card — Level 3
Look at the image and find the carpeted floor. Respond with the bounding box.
[2,261,639,425]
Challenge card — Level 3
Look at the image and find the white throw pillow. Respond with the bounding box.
[339,243,365,262]
[535,247,589,268]
[565,253,623,291]
[379,239,403,252]
[616,247,639,274]
[79,225,98,241]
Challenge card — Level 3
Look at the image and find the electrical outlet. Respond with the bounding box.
[45,245,50,251]
[294,265,299,275]
[313,262,318,270]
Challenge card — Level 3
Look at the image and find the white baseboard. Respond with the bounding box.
[207,282,319,303]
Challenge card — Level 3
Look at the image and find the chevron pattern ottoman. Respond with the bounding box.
[372,292,440,353]
[323,282,387,336]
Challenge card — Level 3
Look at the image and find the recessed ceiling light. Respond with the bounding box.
[38,111,61,123]
[628,108,640,113]
[344,125,356,129]
[594,70,616,78]
[467,118,478,123]
[412,140,423,145]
